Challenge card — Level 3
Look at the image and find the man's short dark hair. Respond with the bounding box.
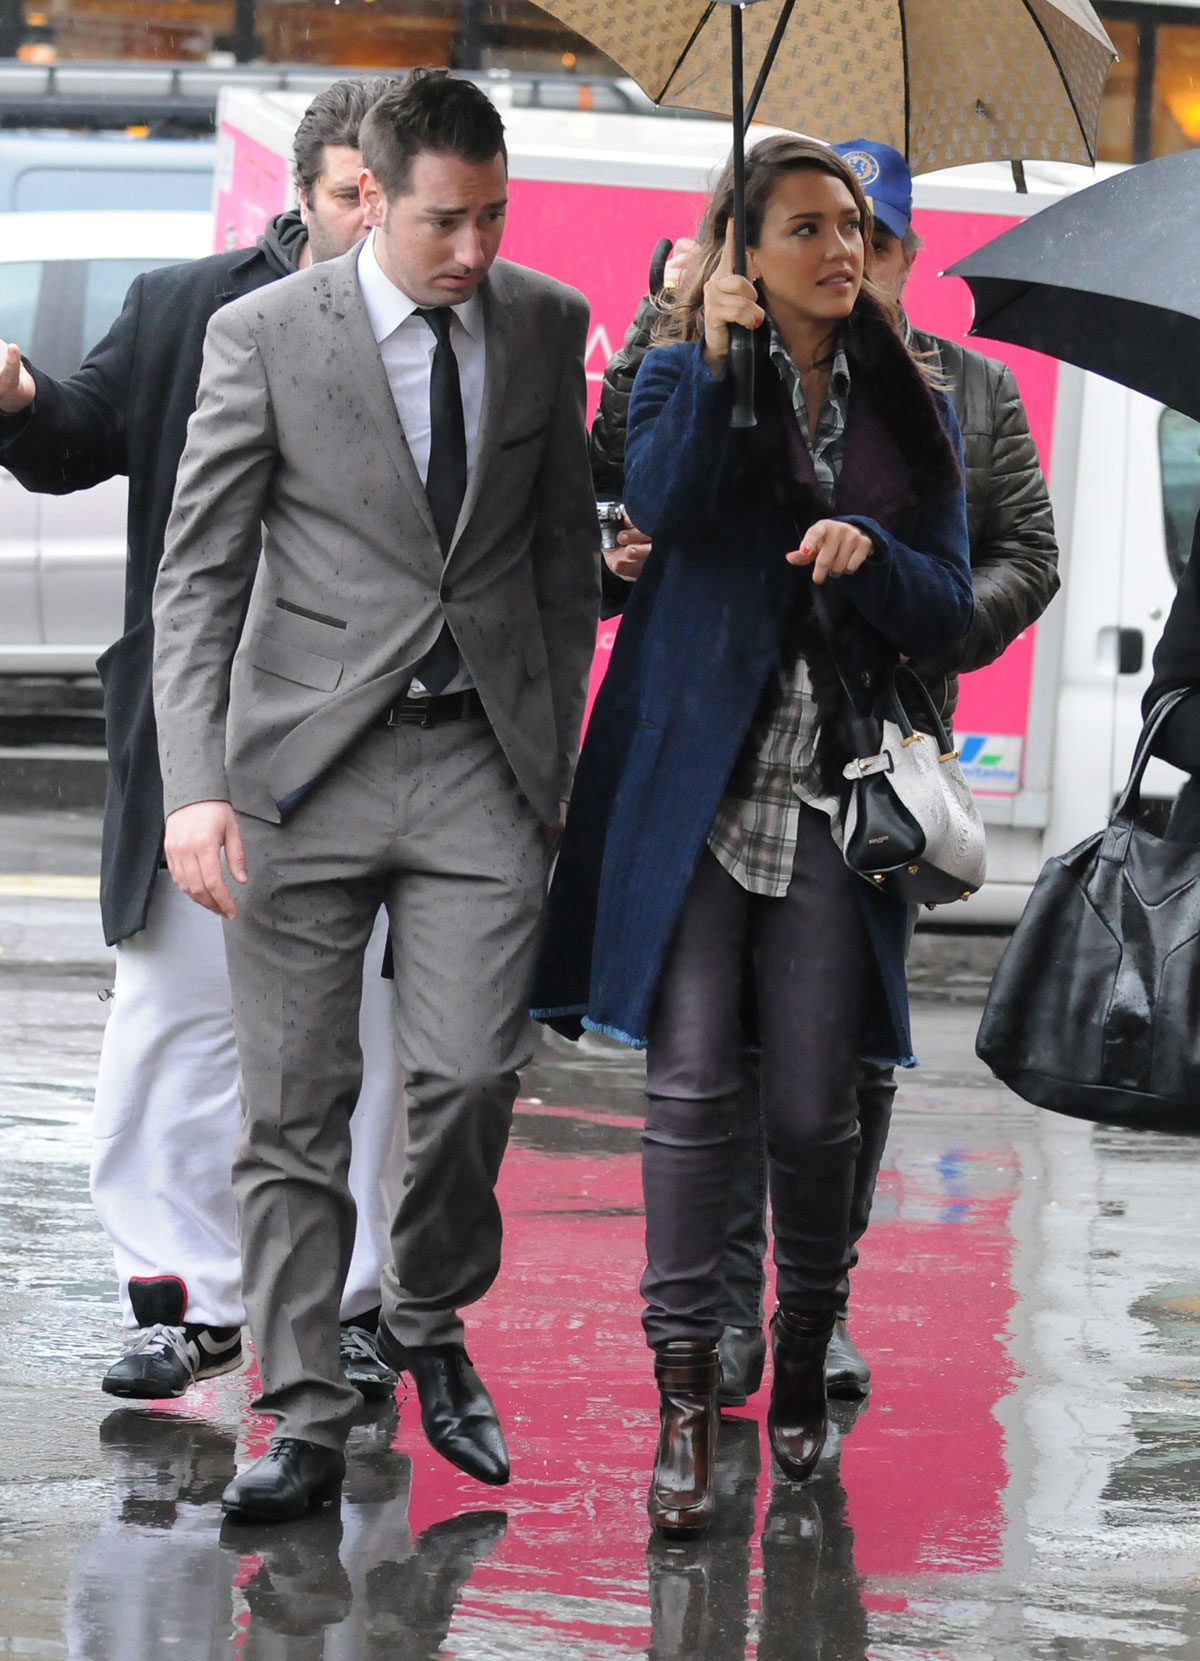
[359,69,507,200]
[293,75,402,201]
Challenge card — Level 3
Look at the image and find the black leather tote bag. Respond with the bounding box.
[976,687,1200,1134]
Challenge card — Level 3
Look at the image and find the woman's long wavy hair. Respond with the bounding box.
[655,133,928,373]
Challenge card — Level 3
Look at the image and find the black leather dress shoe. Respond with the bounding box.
[824,1316,871,1399]
[221,1438,346,1523]
[377,1320,509,1486]
[716,1324,767,1408]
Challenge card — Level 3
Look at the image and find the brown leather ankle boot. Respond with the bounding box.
[648,1340,721,1539]
[767,1309,833,1482]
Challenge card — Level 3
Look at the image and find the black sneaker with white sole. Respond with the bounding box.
[339,1309,399,1401]
[101,1274,244,1400]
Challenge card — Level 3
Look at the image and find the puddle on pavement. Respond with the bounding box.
[3,989,1200,1656]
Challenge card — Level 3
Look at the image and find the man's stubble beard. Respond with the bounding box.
[305,218,351,266]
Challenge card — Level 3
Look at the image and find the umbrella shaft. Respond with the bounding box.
[743,0,795,132]
[730,2,747,278]
[728,2,755,429]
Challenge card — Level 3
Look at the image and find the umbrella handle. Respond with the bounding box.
[729,324,756,429]
[648,237,673,296]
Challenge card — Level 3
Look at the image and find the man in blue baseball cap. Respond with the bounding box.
[832,137,920,299]
[833,137,913,237]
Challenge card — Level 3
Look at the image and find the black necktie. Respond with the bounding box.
[410,307,466,693]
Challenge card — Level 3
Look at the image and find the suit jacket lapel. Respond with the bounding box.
[326,248,441,547]
[449,269,510,558]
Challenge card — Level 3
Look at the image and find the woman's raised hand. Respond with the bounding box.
[702,221,764,377]
[787,519,874,584]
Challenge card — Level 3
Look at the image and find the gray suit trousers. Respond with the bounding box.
[223,712,545,1449]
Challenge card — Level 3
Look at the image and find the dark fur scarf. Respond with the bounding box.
[727,292,962,800]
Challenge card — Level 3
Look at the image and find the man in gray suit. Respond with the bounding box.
[152,70,599,1522]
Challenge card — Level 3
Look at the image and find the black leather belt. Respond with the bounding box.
[380,688,485,728]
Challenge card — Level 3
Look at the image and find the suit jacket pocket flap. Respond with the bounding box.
[249,631,343,692]
[501,423,548,451]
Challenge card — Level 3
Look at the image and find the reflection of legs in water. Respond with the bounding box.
[229,1416,504,1656]
[230,1416,411,1653]
[365,1511,508,1657]
[646,1418,761,1661]
[98,1406,237,1517]
[341,1404,406,1504]
[759,1468,871,1661]
[759,1484,823,1661]
[234,1510,353,1648]
[66,1413,237,1659]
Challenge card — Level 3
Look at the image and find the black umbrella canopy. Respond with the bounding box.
[946,149,1200,422]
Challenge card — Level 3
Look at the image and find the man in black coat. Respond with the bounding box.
[0,76,407,1404]
[588,138,1061,1407]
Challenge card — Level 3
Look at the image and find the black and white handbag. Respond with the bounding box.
[813,590,987,908]
[840,662,987,906]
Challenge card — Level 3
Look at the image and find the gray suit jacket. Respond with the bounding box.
[152,246,600,827]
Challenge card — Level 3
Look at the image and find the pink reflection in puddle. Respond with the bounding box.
[383,1103,1019,1648]
[139,1096,1020,1653]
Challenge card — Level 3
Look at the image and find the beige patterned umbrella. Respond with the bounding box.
[537,0,1115,425]
[539,0,1116,176]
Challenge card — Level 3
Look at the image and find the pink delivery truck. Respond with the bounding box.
[213,83,1200,923]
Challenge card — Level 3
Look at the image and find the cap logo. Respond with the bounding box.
[842,149,881,187]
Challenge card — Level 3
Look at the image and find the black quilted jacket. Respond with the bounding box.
[590,299,1060,724]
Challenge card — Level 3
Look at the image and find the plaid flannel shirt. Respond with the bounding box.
[706,331,850,898]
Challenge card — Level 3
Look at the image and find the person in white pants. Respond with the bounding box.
[91,882,404,1398]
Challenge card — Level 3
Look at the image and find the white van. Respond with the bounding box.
[0,209,214,675]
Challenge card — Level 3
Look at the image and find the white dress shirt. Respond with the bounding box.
[356,231,487,695]
[356,231,486,488]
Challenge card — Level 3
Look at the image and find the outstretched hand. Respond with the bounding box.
[787,519,874,585]
[0,341,35,415]
[702,221,764,378]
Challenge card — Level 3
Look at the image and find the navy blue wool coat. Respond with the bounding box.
[532,313,972,1065]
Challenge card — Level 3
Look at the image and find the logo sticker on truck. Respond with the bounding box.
[957,734,1023,796]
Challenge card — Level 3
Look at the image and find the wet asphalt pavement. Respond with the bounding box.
[3,811,1200,1658]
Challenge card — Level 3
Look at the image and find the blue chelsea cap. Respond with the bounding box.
[831,139,912,240]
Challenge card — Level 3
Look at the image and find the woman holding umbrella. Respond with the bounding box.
[532,135,972,1537]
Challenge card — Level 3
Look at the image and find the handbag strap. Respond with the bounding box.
[809,581,867,712]
[810,581,954,753]
[888,663,957,756]
[1101,685,1195,861]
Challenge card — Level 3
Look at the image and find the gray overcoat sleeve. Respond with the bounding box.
[152,304,275,814]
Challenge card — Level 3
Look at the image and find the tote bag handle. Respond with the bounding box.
[1102,686,1195,862]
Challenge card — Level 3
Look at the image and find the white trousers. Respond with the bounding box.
[90,872,404,1329]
